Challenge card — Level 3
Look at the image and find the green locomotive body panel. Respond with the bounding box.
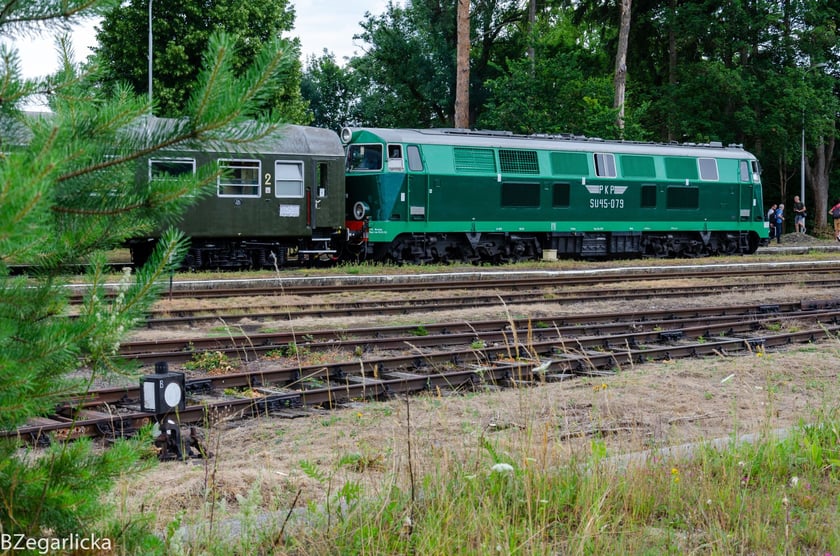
[343,127,766,260]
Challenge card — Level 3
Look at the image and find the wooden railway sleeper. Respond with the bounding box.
[330,367,348,380]
[249,393,303,416]
[96,421,139,441]
[29,431,51,447]
[186,378,213,395]
[659,330,684,342]
[746,338,765,350]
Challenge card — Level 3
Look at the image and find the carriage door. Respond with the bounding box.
[311,160,337,227]
[274,160,306,234]
[405,144,428,221]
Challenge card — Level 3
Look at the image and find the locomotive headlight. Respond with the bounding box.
[340,127,353,144]
[353,201,370,220]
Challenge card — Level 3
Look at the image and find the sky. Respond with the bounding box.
[6,0,391,80]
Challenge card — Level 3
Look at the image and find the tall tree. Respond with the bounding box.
[301,51,360,129]
[613,0,631,132]
[1,1,295,544]
[479,4,650,139]
[350,0,524,127]
[454,0,470,128]
[94,0,308,121]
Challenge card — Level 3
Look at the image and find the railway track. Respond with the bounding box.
[139,275,840,327]
[66,261,840,303]
[9,299,840,447]
[122,299,840,363]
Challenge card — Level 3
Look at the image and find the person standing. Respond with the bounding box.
[793,195,807,233]
[830,199,840,241]
[767,203,777,239]
[774,203,785,244]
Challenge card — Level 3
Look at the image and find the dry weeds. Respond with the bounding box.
[111,276,840,532]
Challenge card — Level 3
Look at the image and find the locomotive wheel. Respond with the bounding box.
[721,237,739,255]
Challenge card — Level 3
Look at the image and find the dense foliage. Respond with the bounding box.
[94,0,308,122]
[1,2,297,548]
[301,0,838,228]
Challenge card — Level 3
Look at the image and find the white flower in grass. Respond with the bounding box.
[790,476,799,487]
[491,463,514,473]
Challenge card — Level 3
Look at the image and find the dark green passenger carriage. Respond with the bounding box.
[342,127,767,263]
[129,123,347,269]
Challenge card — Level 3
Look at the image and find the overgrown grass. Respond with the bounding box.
[153,408,840,555]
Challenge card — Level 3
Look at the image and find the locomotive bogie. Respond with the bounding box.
[342,127,766,263]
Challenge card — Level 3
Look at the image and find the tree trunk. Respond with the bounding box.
[527,0,536,72]
[454,0,470,129]
[667,0,676,141]
[808,132,836,231]
[614,0,631,133]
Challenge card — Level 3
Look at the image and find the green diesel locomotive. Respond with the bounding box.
[342,127,767,263]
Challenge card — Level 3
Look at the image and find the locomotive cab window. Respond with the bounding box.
[739,161,750,182]
[217,159,260,197]
[275,161,304,198]
[346,144,383,171]
[387,144,404,171]
[698,158,719,181]
[594,153,616,177]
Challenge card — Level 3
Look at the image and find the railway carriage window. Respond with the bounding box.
[346,144,382,171]
[149,158,195,181]
[641,185,657,208]
[149,158,196,196]
[274,161,304,198]
[550,152,588,175]
[407,145,424,171]
[552,183,571,207]
[387,144,404,171]
[594,153,616,177]
[499,149,539,174]
[620,155,656,178]
[698,158,719,180]
[666,186,699,209]
[665,157,698,180]
[217,159,260,197]
[502,182,540,207]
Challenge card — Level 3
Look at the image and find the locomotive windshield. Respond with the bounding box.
[346,144,383,171]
